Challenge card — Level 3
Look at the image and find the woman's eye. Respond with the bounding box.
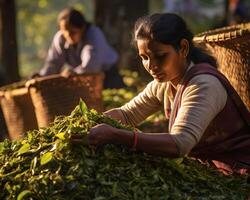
[155,53,168,59]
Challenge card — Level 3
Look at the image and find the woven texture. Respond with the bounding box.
[0,87,38,140]
[26,73,104,127]
[0,106,8,141]
[194,23,250,111]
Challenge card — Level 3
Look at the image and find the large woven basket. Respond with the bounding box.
[0,85,38,140]
[26,73,104,128]
[194,23,250,111]
[0,106,8,141]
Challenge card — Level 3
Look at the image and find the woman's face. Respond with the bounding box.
[137,39,188,83]
[59,20,84,45]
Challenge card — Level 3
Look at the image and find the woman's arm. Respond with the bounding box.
[103,109,127,124]
[85,123,179,158]
[170,74,227,156]
[116,81,163,126]
[101,81,163,127]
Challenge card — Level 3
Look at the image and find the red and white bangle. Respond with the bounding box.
[132,131,138,150]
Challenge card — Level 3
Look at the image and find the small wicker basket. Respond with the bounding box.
[0,85,38,140]
[194,23,250,111]
[26,73,104,128]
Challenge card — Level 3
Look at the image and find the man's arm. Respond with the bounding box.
[39,32,65,76]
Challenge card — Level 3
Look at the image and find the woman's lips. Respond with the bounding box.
[152,72,165,79]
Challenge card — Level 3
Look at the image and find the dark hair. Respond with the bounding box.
[58,7,90,29]
[133,13,217,67]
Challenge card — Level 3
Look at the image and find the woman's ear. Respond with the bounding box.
[179,39,189,58]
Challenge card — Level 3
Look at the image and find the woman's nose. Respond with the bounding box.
[148,60,158,71]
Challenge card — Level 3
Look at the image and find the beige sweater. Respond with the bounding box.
[115,64,227,156]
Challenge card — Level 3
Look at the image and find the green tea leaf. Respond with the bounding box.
[27,132,33,143]
[0,142,4,154]
[17,190,32,200]
[174,158,184,165]
[56,132,65,140]
[18,143,30,155]
[79,98,88,114]
[40,152,53,165]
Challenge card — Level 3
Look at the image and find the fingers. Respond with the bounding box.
[91,123,107,129]
[70,133,99,150]
[87,132,98,147]
[71,134,83,139]
[70,134,88,145]
[71,138,85,144]
[70,123,111,148]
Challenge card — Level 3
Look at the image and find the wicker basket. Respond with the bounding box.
[0,106,8,141]
[26,73,104,128]
[194,23,250,111]
[0,86,38,140]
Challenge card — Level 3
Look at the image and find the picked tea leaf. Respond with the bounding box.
[56,132,66,140]
[18,143,30,155]
[40,152,53,165]
[17,190,32,200]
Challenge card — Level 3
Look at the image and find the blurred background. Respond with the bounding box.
[0,0,249,85]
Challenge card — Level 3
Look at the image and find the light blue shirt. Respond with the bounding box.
[40,25,118,76]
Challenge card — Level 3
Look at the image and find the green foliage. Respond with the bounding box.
[0,100,249,199]
[103,88,136,110]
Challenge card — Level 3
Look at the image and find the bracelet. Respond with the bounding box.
[132,131,138,150]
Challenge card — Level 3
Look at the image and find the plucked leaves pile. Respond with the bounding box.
[0,100,249,200]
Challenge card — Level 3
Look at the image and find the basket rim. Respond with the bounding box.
[0,80,27,92]
[0,87,28,98]
[26,72,105,88]
[193,22,250,43]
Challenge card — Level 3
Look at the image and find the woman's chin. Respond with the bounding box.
[154,75,169,82]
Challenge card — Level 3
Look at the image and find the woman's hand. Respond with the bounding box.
[88,123,117,148]
[70,123,117,148]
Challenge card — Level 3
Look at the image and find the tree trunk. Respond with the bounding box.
[94,0,149,72]
[224,0,229,24]
[0,0,20,84]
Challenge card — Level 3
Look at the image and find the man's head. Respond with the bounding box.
[58,8,88,45]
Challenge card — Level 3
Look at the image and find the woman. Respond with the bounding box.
[72,13,250,175]
[37,7,125,89]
